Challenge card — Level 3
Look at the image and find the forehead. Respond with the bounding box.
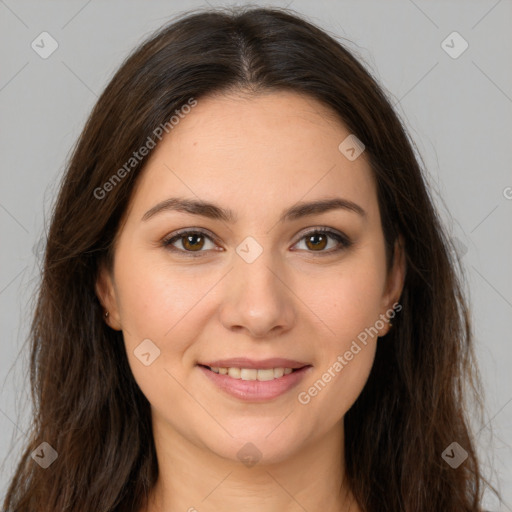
[126,90,379,226]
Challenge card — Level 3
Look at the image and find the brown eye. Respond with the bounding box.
[304,232,328,251]
[181,233,205,251]
[162,229,217,257]
[162,227,351,258]
[294,228,352,254]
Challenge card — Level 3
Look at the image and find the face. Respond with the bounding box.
[96,90,405,465]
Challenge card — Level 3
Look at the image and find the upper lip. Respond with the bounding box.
[198,357,311,369]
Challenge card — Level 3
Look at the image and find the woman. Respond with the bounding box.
[2,6,498,511]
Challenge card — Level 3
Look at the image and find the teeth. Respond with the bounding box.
[208,366,297,380]
[273,367,284,378]
[227,367,241,379]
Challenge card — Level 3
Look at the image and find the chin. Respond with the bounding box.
[204,427,303,467]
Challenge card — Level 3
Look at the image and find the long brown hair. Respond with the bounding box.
[2,6,498,511]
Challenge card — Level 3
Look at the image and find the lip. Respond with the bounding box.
[197,363,313,402]
[198,357,310,370]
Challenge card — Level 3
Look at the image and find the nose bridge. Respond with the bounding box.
[219,237,295,337]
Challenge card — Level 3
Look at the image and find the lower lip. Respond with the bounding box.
[198,365,312,402]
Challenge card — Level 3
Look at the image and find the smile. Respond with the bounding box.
[203,365,296,380]
[197,364,312,402]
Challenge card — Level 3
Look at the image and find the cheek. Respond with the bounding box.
[113,250,227,398]
[305,253,387,345]
[302,342,377,424]
[297,287,380,423]
[113,259,204,412]
[114,249,208,341]
[294,250,385,415]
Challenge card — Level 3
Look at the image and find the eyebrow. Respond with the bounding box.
[141,196,366,223]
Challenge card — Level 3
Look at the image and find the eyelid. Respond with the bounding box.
[161,227,221,256]
[161,226,352,256]
[291,226,352,253]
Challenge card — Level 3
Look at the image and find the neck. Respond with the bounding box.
[142,413,359,512]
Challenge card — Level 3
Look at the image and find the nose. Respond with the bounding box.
[218,247,296,339]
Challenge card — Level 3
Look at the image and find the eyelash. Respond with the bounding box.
[161,227,352,258]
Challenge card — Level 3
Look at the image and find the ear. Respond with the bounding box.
[378,234,406,334]
[95,262,122,330]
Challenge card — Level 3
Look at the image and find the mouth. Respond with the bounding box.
[198,364,307,381]
[196,361,313,402]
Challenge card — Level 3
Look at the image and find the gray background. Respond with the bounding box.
[0,0,511,508]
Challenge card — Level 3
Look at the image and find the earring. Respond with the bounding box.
[104,311,109,318]
[388,322,393,328]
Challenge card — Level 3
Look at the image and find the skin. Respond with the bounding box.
[96,90,406,512]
